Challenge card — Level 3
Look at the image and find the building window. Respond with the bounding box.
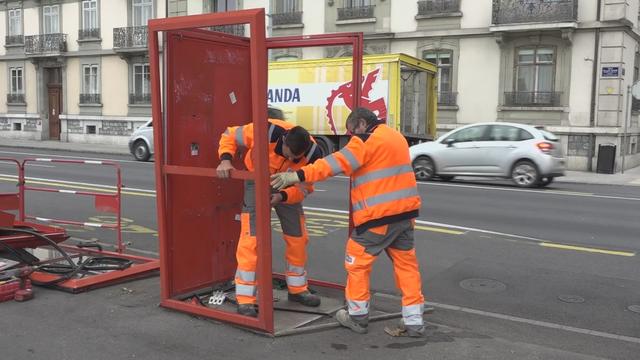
[274,0,298,13]
[8,67,24,104]
[424,50,456,105]
[81,64,100,104]
[10,67,23,94]
[8,9,22,36]
[82,0,98,30]
[271,0,302,25]
[131,63,151,104]
[344,0,372,7]
[133,0,153,26]
[509,47,559,105]
[43,5,60,34]
[168,0,188,17]
[206,0,238,12]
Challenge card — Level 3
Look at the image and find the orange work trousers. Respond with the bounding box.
[344,219,425,327]
[235,180,309,305]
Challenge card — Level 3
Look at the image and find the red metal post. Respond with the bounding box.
[21,158,124,252]
[18,160,25,222]
[148,24,169,301]
[248,9,273,334]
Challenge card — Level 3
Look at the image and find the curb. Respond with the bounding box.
[0,144,130,157]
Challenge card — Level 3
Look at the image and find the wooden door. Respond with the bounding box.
[48,85,61,140]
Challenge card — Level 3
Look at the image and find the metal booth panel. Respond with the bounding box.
[164,29,251,296]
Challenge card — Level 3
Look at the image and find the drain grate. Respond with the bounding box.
[459,278,506,293]
[558,295,585,304]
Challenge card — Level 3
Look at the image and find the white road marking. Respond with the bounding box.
[375,293,640,345]
[0,149,147,164]
[0,162,55,168]
[333,176,640,202]
[0,173,156,193]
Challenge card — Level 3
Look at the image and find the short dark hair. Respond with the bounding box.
[285,126,312,156]
[268,107,285,120]
[346,107,378,130]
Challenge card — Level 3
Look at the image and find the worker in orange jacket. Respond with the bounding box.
[217,108,323,317]
[271,107,426,337]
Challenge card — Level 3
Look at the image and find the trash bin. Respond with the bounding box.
[596,144,616,174]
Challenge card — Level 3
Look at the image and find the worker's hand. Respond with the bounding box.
[216,160,235,179]
[270,172,300,191]
[270,193,284,206]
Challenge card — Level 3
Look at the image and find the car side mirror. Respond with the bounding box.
[444,138,456,147]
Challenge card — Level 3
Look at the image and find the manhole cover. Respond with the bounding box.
[628,305,640,314]
[558,295,585,304]
[459,278,506,293]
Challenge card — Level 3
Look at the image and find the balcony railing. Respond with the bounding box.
[113,26,147,49]
[80,93,101,104]
[25,34,67,55]
[418,0,460,16]
[338,5,375,21]
[492,0,577,25]
[271,11,303,26]
[209,24,245,37]
[7,93,25,104]
[5,35,24,46]
[504,91,562,107]
[438,91,458,106]
[79,28,101,40]
[129,93,151,104]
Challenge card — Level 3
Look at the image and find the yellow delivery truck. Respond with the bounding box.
[268,53,438,154]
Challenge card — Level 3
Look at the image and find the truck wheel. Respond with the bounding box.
[413,156,435,181]
[133,140,151,162]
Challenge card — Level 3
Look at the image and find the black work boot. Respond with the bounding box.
[335,309,368,334]
[237,304,258,317]
[405,325,425,338]
[288,291,321,307]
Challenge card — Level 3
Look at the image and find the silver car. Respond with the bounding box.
[128,120,154,161]
[409,122,565,187]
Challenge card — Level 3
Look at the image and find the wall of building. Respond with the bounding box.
[64,1,80,53]
[102,56,129,117]
[25,62,38,115]
[460,0,491,28]
[66,57,81,115]
[458,37,500,124]
[569,31,595,127]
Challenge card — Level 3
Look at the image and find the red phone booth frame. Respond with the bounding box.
[148,9,362,334]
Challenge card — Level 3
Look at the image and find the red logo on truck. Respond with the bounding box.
[325,68,388,135]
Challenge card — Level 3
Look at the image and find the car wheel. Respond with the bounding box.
[538,177,554,187]
[413,156,435,181]
[511,160,540,188]
[439,175,455,182]
[133,140,151,162]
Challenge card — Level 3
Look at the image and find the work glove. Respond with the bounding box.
[270,171,300,191]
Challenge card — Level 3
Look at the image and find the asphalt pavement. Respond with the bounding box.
[1,145,640,360]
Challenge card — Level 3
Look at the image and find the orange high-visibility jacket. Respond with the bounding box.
[219,118,322,204]
[296,122,421,233]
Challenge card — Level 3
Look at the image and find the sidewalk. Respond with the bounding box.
[0,138,130,156]
[2,138,640,186]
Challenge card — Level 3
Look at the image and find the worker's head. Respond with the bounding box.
[346,107,378,135]
[268,106,285,120]
[282,126,312,161]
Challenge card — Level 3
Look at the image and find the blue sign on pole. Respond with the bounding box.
[602,67,620,77]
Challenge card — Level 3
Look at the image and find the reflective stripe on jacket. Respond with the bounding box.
[299,123,421,233]
[218,118,322,204]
